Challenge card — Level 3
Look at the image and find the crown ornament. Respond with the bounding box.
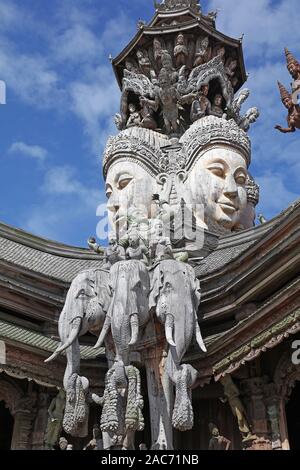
[180,115,251,169]
[277,81,291,102]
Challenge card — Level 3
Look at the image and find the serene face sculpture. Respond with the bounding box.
[105,161,156,234]
[186,146,248,231]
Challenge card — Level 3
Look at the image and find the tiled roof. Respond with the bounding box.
[0,319,104,359]
[0,223,102,283]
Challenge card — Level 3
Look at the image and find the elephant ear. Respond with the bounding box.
[149,265,163,310]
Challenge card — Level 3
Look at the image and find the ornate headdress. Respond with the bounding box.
[246,174,260,206]
[285,48,300,71]
[277,81,291,103]
[180,115,251,169]
[103,127,169,177]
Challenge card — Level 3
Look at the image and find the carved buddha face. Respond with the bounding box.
[105,161,156,234]
[186,146,248,232]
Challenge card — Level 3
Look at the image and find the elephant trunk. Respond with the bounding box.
[195,316,207,353]
[45,317,82,363]
[128,314,139,346]
[94,315,111,349]
[165,314,176,347]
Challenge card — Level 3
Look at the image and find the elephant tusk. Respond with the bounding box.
[195,320,207,353]
[93,316,111,349]
[165,314,176,347]
[45,321,82,363]
[128,314,139,346]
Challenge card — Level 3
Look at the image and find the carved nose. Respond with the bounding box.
[107,192,120,213]
[223,176,238,199]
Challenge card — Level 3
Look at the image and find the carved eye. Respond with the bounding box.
[118,177,133,190]
[235,173,246,185]
[76,290,87,299]
[106,185,112,199]
[208,166,225,178]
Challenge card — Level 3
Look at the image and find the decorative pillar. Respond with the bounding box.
[11,394,37,450]
[241,376,269,437]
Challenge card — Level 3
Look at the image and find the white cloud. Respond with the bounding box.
[207,0,300,61]
[42,165,102,209]
[24,165,106,245]
[52,24,102,65]
[8,141,48,161]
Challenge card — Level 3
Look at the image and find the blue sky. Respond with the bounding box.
[0,0,299,247]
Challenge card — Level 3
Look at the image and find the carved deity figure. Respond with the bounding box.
[194,36,211,67]
[285,48,300,102]
[141,67,194,134]
[275,81,300,133]
[153,37,163,70]
[208,423,231,450]
[139,96,157,130]
[126,232,148,264]
[136,50,151,77]
[88,237,104,254]
[44,390,66,450]
[174,33,188,68]
[220,375,255,442]
[225,57,238,79]
[103,236,126,268]
[210,94,225,118]
[239,107,260,132]
[190,84,211,122]
[83,425,103,450]
[213,44,226,63]
[126,104,142,128]
[59,437,68,450]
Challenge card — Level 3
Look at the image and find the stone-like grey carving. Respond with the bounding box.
[155,0,201,14]
[239,107,260,131]
[45,269,111,436]
[174,33,188,69]
[190,84,211,122]
[94,260,150,377]
[93,364,144,450]
[187,55,234,108]
[150,259,206,431]
[194,37,211,67]
[63,374,90,437]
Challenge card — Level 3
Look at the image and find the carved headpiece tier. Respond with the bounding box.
[277,81,291,102]
[246,174,260,206]
[285,48,300,70]
[155,0,201,14]
[103,127,169,177]
[180,115,251,169]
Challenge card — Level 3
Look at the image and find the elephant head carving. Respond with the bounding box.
[45,268,111,437]
[150,259,206,431]
[94,260,150,387]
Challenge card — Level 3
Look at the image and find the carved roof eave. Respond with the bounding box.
[0,221,102,261]
[112,18,247,90]
[148,7,203,28]
[191,277,300,387]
